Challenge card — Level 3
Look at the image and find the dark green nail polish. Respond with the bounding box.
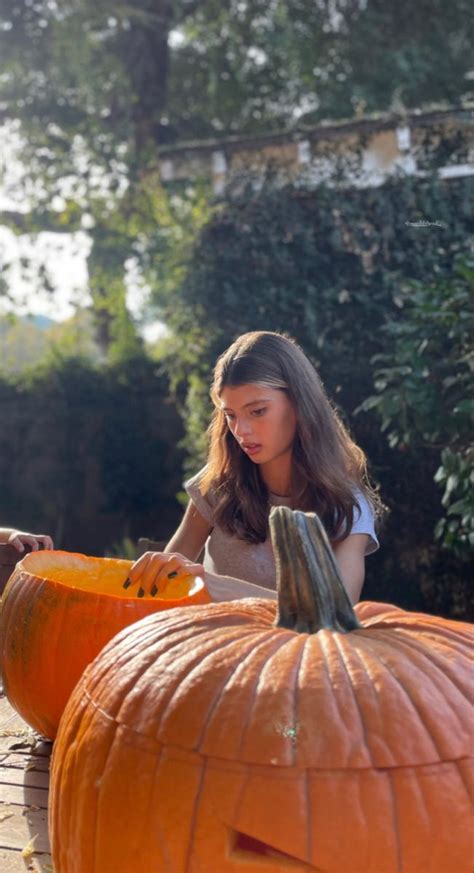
[167,570,178,579]
[137,587,145,598]
[123,578,132,589]
[150,584,158,597]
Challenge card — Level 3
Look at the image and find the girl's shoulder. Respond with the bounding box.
[349,488,379,555]
[184,465,217,525]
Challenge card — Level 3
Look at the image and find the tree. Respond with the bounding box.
[0,353,186,553]
[149,169,473,618]
[357,256,474,558]
[151,170,473,458]
[1,0,472,356]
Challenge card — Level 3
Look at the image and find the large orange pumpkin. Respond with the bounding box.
[50,509,473,873]
[0,550,210,739]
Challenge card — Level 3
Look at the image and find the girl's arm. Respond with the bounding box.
[204,570,277,602]
[332,533,369,605]
[0,528,54,552]
[164,503,277,601]
[164,499,213,561]
[127,501,277,601]
[125,500,211,593]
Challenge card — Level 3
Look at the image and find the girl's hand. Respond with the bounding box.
[123,551,205,598]
[7,530,54,553]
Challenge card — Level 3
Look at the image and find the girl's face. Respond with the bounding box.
[219,383,297,466]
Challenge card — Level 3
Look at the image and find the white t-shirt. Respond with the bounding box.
[185,468,379,591]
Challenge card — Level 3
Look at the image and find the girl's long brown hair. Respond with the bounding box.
[200,331,384,544]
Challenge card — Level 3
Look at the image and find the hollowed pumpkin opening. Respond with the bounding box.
[20,550,205,601]
[230,830,308,868]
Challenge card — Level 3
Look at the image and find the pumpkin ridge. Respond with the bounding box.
[78,712,122,872]
[30,584,65,736]
[398,629,473,657]
[330,631,377,770]
[145,745,173,870]
[86,618,266,710]
[91,717,122,871]
[195,629,293,755]
[48,509,474,873]
[335,637,466,769]
[355,602,405,623]
[357,611,473,642]
[455,757,474,801]
[358,628,472,712]
[352,635,451,763]
[365,627,473,700]
[237,634,308,765]
[357,624,472,659]
[303,768,313,862]
[117,602,274,655]
[311,630,373,766]
[331,634,439,769]
[183,757,209,872]
[385,765,404,872]
[88,615,224,682]
[117,628,273,739]
[201,629,302,761]
[290,635,310,768]
[0,575,26,710]
[12,579,52,730]
[154,628,284,748]
[51,702,89,867]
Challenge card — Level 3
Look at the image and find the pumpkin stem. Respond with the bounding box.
[270,506,361,634]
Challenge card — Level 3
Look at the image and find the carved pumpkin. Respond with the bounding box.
[0,550,210,739]
[50,509,473,873]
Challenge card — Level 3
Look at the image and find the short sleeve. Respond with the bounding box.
[349,490,379,556]
[184,466,215,526]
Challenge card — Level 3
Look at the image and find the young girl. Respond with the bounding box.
[126,331,383,604]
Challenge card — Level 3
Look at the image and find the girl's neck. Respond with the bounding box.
[260,453,298,498]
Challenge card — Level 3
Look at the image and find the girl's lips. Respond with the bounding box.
[242,444,262,455]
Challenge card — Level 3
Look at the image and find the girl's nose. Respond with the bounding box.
[234,418,252,438]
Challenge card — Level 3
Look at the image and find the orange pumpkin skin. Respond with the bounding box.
[50,594,473,872]
[0,550,210,739]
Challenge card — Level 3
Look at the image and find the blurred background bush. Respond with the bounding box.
[0,0,472,618]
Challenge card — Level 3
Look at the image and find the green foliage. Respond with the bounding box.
[357,257,473,556]
[0,316,50,375]
[434,449,474,556]
[156,172,473,461]
[2,0,472,361]
[104,537,139,560]
[154,170,473,618]
[139,178,215,330]
[1,0,473,616]
[0,354,185,555]
[168,0,474,137]
[2,0,472,164]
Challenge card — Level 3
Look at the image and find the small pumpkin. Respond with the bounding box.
[0,550,210,739]
[50,509,473,873]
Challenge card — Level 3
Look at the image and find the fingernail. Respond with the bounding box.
[123,578,132,589]
[150,584,158,597]
[137,587,145,598]
[167,571,178,579]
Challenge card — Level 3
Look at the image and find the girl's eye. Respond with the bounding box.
[251,408,266,417]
